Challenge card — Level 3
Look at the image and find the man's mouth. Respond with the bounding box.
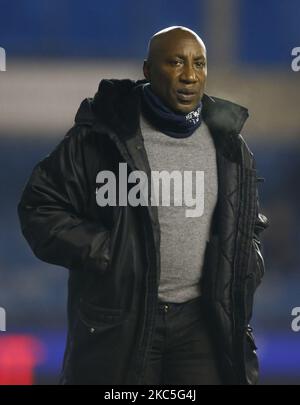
[176,89,196,102]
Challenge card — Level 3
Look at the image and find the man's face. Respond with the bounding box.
[143,33,207,114]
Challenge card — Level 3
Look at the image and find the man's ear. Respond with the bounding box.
[143,59,150,80]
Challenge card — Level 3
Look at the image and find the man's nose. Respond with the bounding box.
[180,63,197,82]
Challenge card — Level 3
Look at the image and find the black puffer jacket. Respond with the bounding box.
[18,79,269,385]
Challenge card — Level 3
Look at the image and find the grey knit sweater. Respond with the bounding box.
[139,113,218,303]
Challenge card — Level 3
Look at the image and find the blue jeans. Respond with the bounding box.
[141,296,223,385]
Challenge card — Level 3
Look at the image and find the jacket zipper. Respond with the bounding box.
[231,163,241,376]
[232,141,257,384]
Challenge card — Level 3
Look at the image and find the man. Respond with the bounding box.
[18,26,269,385]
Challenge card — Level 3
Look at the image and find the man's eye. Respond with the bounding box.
[170,60,182,66]
[195,62,205,68]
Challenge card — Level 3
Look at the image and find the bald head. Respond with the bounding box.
[147,26,206,64]
[143,26,207,114]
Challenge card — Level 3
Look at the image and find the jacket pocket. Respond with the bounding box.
[70,299,129,384]
[78,299,125,330]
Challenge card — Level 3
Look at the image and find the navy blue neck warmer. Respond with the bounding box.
[140,83,202,138]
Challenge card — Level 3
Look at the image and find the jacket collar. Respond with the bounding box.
[76,79,249,161]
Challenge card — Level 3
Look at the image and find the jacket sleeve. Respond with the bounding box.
[17,127,110,273]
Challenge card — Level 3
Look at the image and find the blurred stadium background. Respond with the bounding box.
[0,0,299,384]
